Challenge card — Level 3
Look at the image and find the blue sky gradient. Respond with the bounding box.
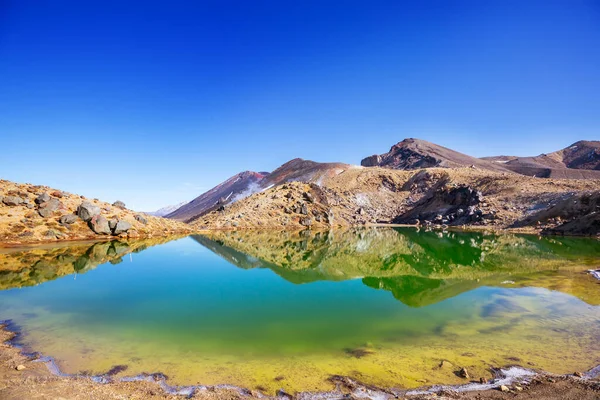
[1,0,599,210]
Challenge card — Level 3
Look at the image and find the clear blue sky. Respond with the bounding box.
[1,0,599,210]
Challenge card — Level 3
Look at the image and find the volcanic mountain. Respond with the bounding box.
[166,159,351,222]
[482,140,600,179]
[361,138,509,173]
[165,171,269,222]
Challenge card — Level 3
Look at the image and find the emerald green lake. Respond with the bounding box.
[0,228,599,393]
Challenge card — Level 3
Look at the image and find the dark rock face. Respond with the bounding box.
[393,185,492,226]
[113,220,132,235]
[89,215,111,235]
[3,196,24,206]
[35,193,50,204]
[59,214,78,225]
[112,200,126,209]
[443,186,481,207]
[38,198,62,218]
[360,154,382,167]
[134,214,148,225]
[77,202,101,222]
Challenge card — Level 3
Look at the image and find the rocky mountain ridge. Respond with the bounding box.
[482,140,600,178]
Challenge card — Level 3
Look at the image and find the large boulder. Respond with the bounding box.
[3,196,24,206]
[89,215,111,235]
[113,220,132,235]
[38,198,62,218]
[77,201,101,222]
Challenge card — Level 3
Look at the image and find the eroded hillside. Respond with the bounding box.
[192,166,600,236]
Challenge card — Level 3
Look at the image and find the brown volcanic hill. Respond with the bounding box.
[165,171,269,222]
[260,158,351,187]
[482,140,600,179]
[361,138,510,173]
[168,159,352,223]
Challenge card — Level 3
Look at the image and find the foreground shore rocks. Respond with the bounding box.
[0,180,192,245]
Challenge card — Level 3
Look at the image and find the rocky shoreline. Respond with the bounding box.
[1,321,599,400]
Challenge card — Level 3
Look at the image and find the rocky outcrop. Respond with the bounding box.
[0,179,192,244]
[393,184,497,226]
[112,200,126,209]
[360,155,382,167]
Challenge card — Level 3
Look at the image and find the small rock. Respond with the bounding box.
[35,193,51,204]
[50,190,64,198]
[303,192,314,203]
[459,367,470,379]
[77,201,101,222]
[439,360,453,368]
[3,196,23,206]
[112,200,126,209]
[479,377,486,384]
[499,385,510,392]
[300,217,313,227]
[574,372,583,378]
[514,385,523,392]
[134,214,148,225]
[300,204,308,215]
[89,215,111,235]
[59,214,78,225]
[548,378,556,383]
[15,365,26,371]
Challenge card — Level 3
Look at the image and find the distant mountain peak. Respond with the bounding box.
[361,138,508,172]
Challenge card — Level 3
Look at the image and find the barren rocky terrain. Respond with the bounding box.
[0,179,192,246]
[193,165,600,236]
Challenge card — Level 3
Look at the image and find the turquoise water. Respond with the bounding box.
[0,228,599,393]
